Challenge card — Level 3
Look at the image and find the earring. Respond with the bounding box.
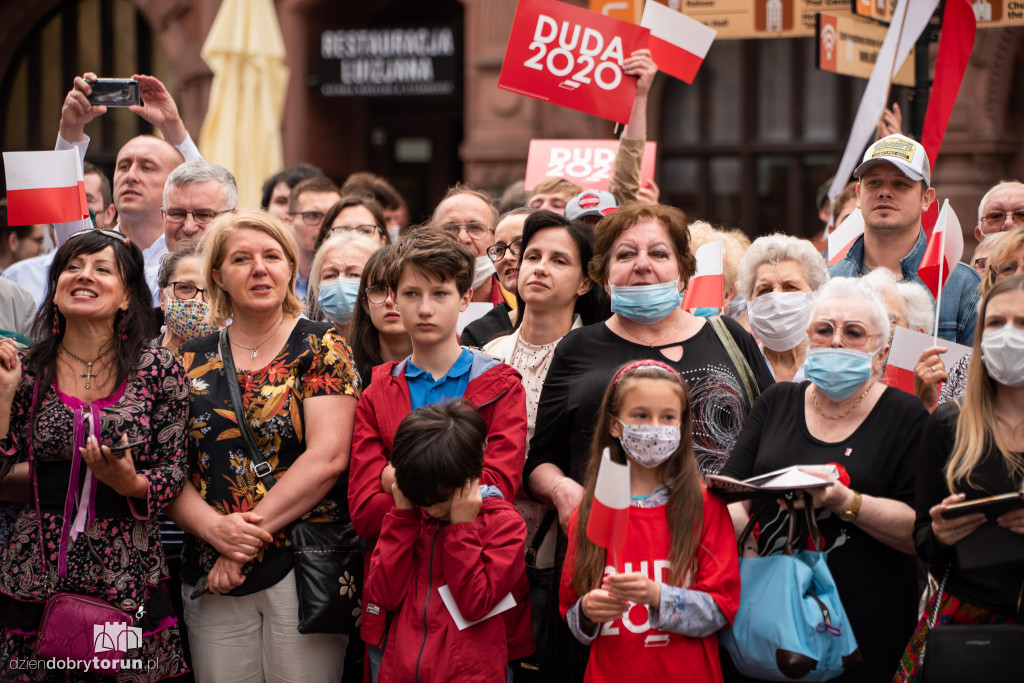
[116,310,128,341]
[52,308,61,335]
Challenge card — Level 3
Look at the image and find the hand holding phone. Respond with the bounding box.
[86,78,140,107]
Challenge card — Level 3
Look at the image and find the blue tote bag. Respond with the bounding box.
[720,497,862,681]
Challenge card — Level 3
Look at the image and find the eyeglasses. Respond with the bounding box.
[162,208,233,225]
[365,285,390,305]
[169,281,209,302]
[991,259,1024,281]
[330,224,382,238]
[68,227,130,247]
[440,222,491,239]
[289,210,327,227]
[981,210,1024,229]
[486,237,523,262]
[808,320,880,349]
[974,256,988,271]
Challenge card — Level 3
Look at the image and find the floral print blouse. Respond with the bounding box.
[179,320,359,593]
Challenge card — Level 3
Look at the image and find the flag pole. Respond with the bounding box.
[931,218,946,345]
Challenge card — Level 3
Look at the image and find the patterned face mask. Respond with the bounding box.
[165,297,218,342]
[615,417,680,468]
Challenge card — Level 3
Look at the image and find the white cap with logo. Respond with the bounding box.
[565,190,619,222]
[854,134,931,187]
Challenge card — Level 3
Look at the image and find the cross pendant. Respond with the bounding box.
[80,363,97,390]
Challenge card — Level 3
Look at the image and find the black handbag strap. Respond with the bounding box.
[526,510,556,567]
[219,328,277,492]
[737,492,819,556]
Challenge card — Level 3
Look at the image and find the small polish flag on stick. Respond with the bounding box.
[827,209,866,267]
[3,149,89,225]
[640,1,716,84]
[587,447,630,551]
[682,239,724,311]
[917,199,964,300]
[882,326,971,396]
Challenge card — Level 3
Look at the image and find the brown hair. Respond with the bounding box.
[984,227,1024,294]
[429,183,499,230]
[570,362,705,596]
[385,226,476,295]
[157,238,203,289]
[946,275,1024,491]
[288,177,340,213]
[341,171,405,211]
[588,204,695,287]
[831,182,859,225]
[315,194,388,251]
[200,210,303,326]
[528,177,583,200]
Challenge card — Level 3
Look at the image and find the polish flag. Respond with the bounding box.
[681,239,724,311]
[827,209,865,267]
[3,149,88,225]
[587,447,630,550]
[917,199,964,299]
[882,326,971,396]
[640,1,716,84]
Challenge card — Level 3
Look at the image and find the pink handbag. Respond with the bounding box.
[35,593,135,670]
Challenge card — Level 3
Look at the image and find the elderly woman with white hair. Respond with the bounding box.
[735,233,829,381]
[861,267,936,340]
[716,276,928,683]
[305,231,381,338]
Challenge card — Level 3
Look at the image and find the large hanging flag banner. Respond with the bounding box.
[825,0,939,208]
[3,149,89,225]
[498,0,650,124]
[827,209,865,266]
[587,447,630,550]
[524,139,657,191]
[640,0,716,84]
[917,199,964,299]
[682,240,724,311]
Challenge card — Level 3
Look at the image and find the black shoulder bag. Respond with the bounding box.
[218,328,363,635]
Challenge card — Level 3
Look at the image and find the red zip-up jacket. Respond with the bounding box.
[348,352,530,655]
[370,496,530,683]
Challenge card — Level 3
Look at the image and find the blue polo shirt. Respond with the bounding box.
[405,347,474,410]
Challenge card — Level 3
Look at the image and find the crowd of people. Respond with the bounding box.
[0,51,1023,683]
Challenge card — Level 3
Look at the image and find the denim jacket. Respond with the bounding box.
[829,228,980,345]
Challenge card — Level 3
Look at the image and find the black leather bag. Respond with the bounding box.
[219,329,363,635]
[520,510,556,674]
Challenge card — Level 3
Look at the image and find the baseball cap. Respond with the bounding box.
[565,190,619,222]
[854,134,931,187]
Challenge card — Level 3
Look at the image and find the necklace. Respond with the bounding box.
[60,345,107,390]
[812,385,871,420]
[617,315,681,348]
[229,317,285,360]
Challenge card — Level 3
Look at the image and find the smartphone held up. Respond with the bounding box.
[86,78,140,107]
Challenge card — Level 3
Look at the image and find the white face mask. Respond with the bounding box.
[386,225,401,243]
[981,326,1024,387]
[747,291,815,352]
[472,255,496,292]
[615,418,680,468]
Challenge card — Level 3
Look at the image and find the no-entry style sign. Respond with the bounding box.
[498,0,650,124]
[524,139,657,191]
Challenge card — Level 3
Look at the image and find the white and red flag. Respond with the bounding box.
[3,149,88,225]
[883,326,971,396]
[917,199,964,299]
[681,239,724,311]
[827,209,865,267]
[640,0,716,84]
[586,447,630,550]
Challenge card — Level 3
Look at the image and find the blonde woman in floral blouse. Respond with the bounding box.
[169,211,359,681]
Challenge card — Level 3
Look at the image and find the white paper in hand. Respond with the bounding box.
[438,584,516,630]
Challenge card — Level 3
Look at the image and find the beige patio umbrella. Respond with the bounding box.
[199,0,288,209]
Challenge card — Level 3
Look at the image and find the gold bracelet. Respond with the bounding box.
[550,476,571,500]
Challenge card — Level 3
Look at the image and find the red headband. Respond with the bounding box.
[612,360,682,387]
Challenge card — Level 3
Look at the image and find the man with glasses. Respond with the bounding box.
[285,177,342,299]
[162,161,238,251]
[829,134,980,345]
[973,180,1024,241]
[429,184,512,307]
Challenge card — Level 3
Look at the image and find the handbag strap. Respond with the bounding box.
[219,328,277,492]
[737,493,819,556]
[708,315,760,408]
[526,510,556,567]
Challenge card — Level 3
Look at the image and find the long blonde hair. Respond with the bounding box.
[946,275,1024,490]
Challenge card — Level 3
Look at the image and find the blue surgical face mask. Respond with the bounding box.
[318,276,362,326]
[692,307,719,318]
[610,281,682,325]
[804,347,875,401]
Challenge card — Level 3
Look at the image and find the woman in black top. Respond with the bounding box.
[717,276,928,683]
[895,276,1024,681]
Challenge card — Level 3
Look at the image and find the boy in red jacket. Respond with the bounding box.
[369,402,530,683]
[348,227,530,678]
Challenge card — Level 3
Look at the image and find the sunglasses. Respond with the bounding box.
[68,227,131,247]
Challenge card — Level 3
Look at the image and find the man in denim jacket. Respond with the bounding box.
[829,134,980,345]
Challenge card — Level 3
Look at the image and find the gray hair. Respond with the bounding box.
[305,232,381,320]
[898,280,935,334]
[163,161,238,210]
[736,233,829,300]
[811,276,891,354]
[977,180,1024,225]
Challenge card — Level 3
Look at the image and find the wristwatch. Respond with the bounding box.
[839,490,862,522]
